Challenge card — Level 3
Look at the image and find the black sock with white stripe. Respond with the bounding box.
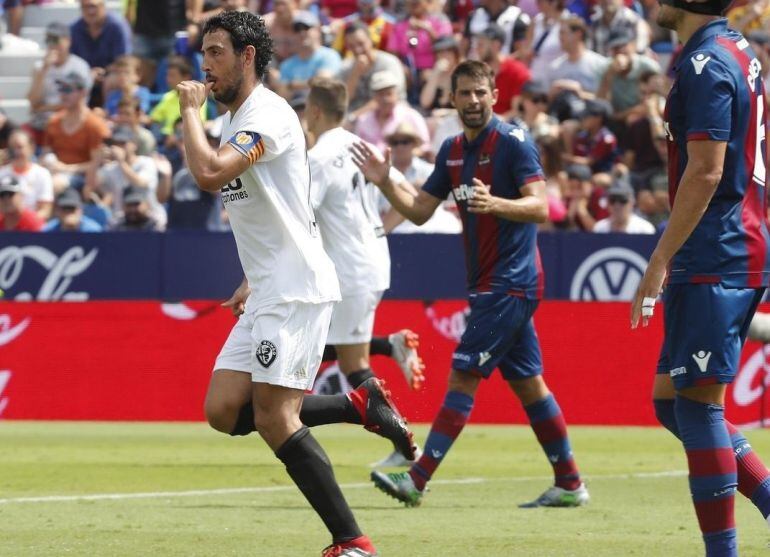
[276,426,362,543]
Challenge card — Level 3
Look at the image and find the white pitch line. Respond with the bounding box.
[0,470,686,505]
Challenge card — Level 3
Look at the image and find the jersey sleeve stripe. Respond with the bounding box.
[523,174,545,185]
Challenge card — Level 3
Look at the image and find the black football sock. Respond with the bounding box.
[276,427,362,543]
[230,402,256,436]
[322,345,338,362]
[300,394,362,426]
[370,337,393,357]
[345,368,375,388]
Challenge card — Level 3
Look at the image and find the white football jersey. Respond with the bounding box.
[219,84,340,312]
[309,127,399,295]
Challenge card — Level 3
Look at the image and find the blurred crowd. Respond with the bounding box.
[0,0,768,234]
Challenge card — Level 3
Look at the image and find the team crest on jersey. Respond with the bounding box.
[235,132,252,145]
[228,130,265,164]
[256,340,277,368]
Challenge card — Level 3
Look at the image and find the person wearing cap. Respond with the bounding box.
[0,176,43,232]
[566,98,618,174]
[630,2,770,555]
[0,130,54,221]
[476,23,531,119]
[597,28,661,117]
[277,11,342,101]
[353,70,430,154]
[590,0,650,56]
[111,185,161,232]
[43,187,103,232]
[386,0,452,73]
[548,15,609,96]
[336,21,406,113]
[40,71,110,192]
[591,175,654,233]
[94,125,167,230]
[27,22,92,134]
[516,80,559,140]
[419,36,463,113]
[563,162,608,230]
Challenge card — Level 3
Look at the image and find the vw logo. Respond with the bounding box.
[570,247,649,301]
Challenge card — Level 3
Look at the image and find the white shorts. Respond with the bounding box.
[326,290,384,345]
[214,301,334,390]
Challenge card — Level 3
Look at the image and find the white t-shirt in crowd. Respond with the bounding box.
[219,84,340,312]
[308,127,395,295]
[593,214,656,234]
[0,163,54,210]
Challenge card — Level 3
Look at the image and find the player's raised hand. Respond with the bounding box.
[349,141,391,187]
[177,80,213,111]
[467,178,496,214]
[630,255,667,329]
[222,281,251,317]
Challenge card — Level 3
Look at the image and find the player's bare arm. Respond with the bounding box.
[631,139,727,328]
[349,140,441,225]
[178,80,251,192]
[468,178,548,223]
[222,276,250,317]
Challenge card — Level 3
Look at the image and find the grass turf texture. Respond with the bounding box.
[2,422,770,556]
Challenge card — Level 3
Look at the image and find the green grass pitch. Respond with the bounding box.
[2,422,770,556]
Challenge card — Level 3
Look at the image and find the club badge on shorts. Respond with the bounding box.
[256,340,277,368]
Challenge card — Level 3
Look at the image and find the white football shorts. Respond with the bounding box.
[214,301,334,390]
[326,290,384,345]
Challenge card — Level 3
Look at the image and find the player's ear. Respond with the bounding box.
[242,45,256,72]
[491,87,499,107]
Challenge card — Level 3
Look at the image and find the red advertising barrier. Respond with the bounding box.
[2,301,769,426]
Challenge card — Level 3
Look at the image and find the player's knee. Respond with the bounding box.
[447,369,481,395]
[509,376,548,405]
[204,397,241,434]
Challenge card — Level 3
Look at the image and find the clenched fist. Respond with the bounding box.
[177,80,213,111]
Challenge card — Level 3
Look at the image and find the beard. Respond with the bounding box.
[656,3,682,30]
[459,105,492,130]
[213,74,244,105]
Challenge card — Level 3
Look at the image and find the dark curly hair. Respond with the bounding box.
[203,11,274,79]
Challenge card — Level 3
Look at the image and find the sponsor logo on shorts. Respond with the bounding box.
[292,367,307,381]
[256,340,277,368]
[670,367,687,378]
[452,352,471,362]
[692,350,712,373]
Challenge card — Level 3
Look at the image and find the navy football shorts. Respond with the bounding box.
[451,292,543,380]
[656,283,765,389]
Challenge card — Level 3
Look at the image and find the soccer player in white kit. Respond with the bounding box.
[177,12,383,556]
[301,77,422,467]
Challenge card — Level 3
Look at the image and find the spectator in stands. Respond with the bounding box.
[516,80,559,140]
[330,0,393,55]
[419,36,462,113]
[536,135,568,228]
[0,108,18,152]
[70,0,132,75]
[522,0,568,84]
[728,0,770,35]
[337,22,406,113]
[476,23,531,120]
[566,98,618,174]
[131,0,188,65]
[149,56,206,138]
[0,130,54,221]
[278,11,342,100]
[3,0,23,37]
[596,29,660,124]
[43,187,103,232]
[264,0,298,63]
[104,55,151,117]
[27,22,92,135]
[379,122,462,234]
[111,185,162,231]
[114,97,156,156]
[463,0,530,58]
[387,0,452,74]
[590,0,650,56]
[94,125,166,230]
[353,70,430,153]
[592,176,655,234]
[0,175,43,232]
[41,71,110,192]
[548,16,609,97]
[564,162,608,231]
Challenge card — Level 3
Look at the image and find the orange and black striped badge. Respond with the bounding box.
[227,131,265,164]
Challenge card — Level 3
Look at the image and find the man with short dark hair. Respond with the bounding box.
[354,60,588,509]
[548,15,609,96]
[177,11,406,555]
[632,1,770,554]
[476,23,531,119]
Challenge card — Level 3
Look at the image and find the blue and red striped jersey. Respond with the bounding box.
[663,18,769,287]
[423,117,545,298]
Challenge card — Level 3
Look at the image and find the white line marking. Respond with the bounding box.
[0,470,686,505]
